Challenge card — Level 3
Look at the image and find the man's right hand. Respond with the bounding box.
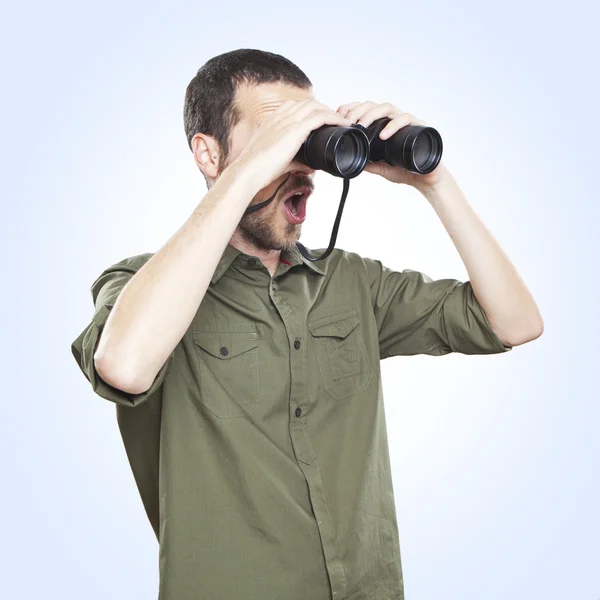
[229,99,353,193]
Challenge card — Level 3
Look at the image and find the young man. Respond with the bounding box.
[71,49,543,600]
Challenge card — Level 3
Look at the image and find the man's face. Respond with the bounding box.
[221,82,317,252]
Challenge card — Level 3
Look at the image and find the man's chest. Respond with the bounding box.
[165,269,379,423]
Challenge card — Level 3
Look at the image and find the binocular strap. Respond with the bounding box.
[242,173,351,263]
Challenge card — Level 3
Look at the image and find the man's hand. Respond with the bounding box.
[336,101,448,191]
[336,102,543,346]
[232,99,352,193]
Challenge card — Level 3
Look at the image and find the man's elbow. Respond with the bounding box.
[94,350,152,395]
[501,314,544,347]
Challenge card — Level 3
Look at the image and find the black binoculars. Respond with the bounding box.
[294,117,443,178]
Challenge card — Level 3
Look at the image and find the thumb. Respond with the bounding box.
[363,162,384,176]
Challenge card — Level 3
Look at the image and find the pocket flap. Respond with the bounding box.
[308,311,360,339]
[193,330,258,359]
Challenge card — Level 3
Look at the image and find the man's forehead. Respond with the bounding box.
[235,82,314,122]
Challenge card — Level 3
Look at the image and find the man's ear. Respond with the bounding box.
[191,133,222,180]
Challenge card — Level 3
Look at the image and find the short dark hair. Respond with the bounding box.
[183,49,312,165]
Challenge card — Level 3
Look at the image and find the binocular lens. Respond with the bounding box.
[294,117,443,178]
[411,129,442,173]
[294,126,370,179]
[334,131,368,177]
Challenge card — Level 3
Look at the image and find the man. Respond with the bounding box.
[71,49,543,600]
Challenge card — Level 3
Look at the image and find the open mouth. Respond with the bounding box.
[282,187,311,224]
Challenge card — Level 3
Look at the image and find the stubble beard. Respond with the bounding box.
[216,156,311,252]
[237,173,312,252]
[237,206,300,252]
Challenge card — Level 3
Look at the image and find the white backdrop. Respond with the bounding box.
[2,1,598,598]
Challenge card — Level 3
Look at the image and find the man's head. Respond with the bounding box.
[183,49,317,252]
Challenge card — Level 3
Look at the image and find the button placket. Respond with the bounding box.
[293,339,303,419]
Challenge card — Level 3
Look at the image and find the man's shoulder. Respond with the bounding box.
[89,252,155,298]
[324,247,375,272]
[100,252,155,276]
[309,247,370,265]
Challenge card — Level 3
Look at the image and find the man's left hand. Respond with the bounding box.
[336,101,448,190]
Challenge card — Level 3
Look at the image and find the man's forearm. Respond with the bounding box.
[94,164,258,394]
[418,165,543,347]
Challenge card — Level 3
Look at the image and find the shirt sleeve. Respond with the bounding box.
[357,255,513,358]
[70,255,173,407]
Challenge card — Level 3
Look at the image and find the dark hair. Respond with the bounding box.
[183,49,312,165]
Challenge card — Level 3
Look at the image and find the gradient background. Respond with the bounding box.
[2,0,598,598]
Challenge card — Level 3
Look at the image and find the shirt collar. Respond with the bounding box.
[211,242,325,285]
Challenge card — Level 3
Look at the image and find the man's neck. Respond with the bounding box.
[229,234,282,278]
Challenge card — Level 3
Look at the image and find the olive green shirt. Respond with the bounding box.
[71,242,511,600]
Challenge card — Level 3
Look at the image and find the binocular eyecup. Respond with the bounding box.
[294,117,443,179]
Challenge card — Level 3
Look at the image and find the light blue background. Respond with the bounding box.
[2,1,598,598]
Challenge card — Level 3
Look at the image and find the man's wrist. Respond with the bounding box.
[214,159,264,204]
[418,167,458,204]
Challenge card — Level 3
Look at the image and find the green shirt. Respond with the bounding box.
[71,242,511,600]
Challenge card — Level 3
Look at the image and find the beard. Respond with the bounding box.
[237,211,297,252]
[236,172,314,252]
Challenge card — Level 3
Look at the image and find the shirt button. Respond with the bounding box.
[220,346,229,356]
[248,258,256,266]
[295,407,302,417]
[294,339,301,350]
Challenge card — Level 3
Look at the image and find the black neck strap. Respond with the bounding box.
[296,178,349,262]
[243,174,291,216]
[242,173,351,263]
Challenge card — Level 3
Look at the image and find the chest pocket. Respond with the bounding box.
[308,308,373,401]
[192,329,259,418]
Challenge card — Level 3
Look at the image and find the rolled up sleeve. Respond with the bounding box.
[358,256,512,358]
[71,256,173,407]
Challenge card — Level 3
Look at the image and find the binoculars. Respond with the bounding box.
[294,117,443,178]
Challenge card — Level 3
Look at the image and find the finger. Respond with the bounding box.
[290,99,355,131]
[378,113,417,139]
[345,101,378,123]
[356,103,403,127]
[275,98,316,120]
[298,108,354,134]
[288,99,338,122]
[273,98,339,125]
[362,162,384,176]
[336,102,361,118]
[262,99,305,125]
